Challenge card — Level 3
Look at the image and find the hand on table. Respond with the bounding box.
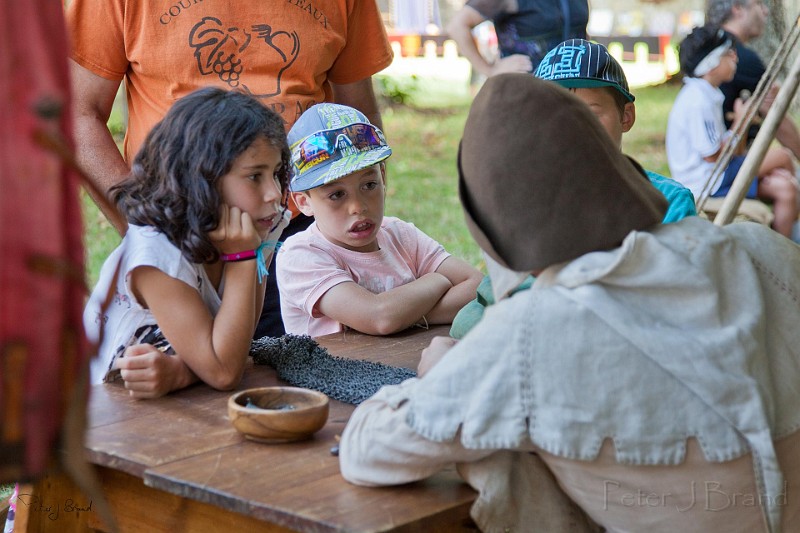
[116,343,194,398]
[417,336,459,377]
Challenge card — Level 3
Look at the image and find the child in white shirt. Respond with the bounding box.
[666,24,797,237]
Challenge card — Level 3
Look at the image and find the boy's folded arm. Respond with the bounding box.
[316,273,452,336]
[424,256,483,324]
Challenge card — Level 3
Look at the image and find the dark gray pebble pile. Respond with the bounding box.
[250,334,416,405]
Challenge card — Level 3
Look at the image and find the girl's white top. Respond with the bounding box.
[83,225,222,384]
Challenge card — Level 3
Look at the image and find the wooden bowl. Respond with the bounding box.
[228,387,329,443]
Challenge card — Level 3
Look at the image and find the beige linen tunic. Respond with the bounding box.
[341,218,800,532]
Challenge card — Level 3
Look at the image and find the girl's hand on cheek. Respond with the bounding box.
[209,204,261,254]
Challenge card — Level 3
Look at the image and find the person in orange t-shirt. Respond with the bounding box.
[65,0,394,338]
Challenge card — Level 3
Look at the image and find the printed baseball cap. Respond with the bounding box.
[534,39,635,102]
[288,103,392,192]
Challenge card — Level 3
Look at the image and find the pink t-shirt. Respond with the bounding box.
[276,217,450,336]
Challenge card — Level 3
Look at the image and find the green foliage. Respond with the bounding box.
[622,82,680,177]
[380,102,484,270]
[107,86,127,144]
[107,114,126,144]
[374,74,420,106]
[0,483,13,506]
[83,192,121,287]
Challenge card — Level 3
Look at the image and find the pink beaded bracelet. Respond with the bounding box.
[220,249,258,262]
[219,240,280,283]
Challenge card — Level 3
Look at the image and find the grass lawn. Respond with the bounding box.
[81,81,681,286]
[621,80,681,177]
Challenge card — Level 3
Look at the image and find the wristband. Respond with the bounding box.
[219,240,281,283]
[220,250,257,262]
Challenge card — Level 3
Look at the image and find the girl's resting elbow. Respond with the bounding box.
[209,369,242,391]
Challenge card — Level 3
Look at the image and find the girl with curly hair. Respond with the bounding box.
[84,87,291,397]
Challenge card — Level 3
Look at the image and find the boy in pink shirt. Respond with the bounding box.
[276,104,481,337]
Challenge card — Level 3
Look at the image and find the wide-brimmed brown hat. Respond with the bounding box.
[458,73,667,272]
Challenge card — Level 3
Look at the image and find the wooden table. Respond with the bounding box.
[19,326,477,532]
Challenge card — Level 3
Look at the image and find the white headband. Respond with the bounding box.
[693,41,733,77]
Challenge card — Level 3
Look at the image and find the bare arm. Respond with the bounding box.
[129,207,264,391]
[424,256,482,324]
[758,83,800,160]
[70,60,130,232]
[131,263,260,391]
[331,77,383,130]
[775,117,800,161]
[705,97,746,162]
[316,273,453,336]
[445,6,532,77]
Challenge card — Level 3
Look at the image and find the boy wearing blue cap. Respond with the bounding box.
[450,38,697,339]
[535,38,697,222]
[276,103,482,337]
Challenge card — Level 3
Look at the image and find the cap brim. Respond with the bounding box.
[289,147,393,192]
[553,78,635,102]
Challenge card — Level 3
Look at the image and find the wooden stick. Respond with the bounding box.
[697,17,800,210]
[713,48,800,227]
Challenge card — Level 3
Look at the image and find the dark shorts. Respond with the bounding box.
[712,155,758,199]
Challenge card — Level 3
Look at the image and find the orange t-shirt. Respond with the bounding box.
[66,0,393,215]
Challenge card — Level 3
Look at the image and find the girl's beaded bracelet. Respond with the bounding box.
[220,249,258,262]
[219,240,280,283]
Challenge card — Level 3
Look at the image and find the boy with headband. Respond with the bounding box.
[666,24,797,238]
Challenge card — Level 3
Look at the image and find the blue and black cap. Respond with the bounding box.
[534,38,634,102]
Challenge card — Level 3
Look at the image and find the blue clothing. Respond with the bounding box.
[720,42,764,144]
[450,168,696,339]
[645,170,697,222]
[710,155,758,199]
[467,0,588,69]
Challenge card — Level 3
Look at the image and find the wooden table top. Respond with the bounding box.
[84,326,476,532]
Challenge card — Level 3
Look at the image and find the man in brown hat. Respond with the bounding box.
[339,74,800,532]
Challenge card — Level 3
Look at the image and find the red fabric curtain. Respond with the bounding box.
[0,0,89,480]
